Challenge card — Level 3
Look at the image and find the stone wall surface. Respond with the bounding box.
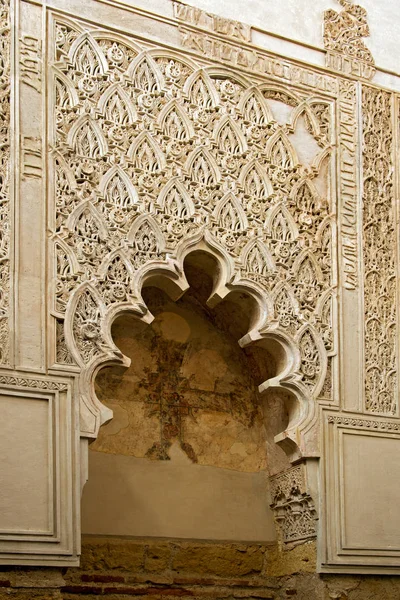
[1,537,400,599]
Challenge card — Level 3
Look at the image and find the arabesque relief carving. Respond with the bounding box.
[0,0,10,365]
[324,0,375,80]
[269,464,317,544]
[362,87,397,415]
[2,0,400,574]
[49,15,337,448]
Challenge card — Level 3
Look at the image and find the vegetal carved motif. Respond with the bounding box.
[324,0,375,80]
[362,88,397,415]
[270,464,317,544]
[49,16,336,439]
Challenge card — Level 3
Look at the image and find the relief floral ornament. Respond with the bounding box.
[50,17,337,452]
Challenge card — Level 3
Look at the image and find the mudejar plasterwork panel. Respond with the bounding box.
[362,87,397,415]
[324,0,375,80]
[0,0,10,365]
[48,13,338,442]
[1,0,400,574]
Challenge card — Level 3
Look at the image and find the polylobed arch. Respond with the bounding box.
[66,233,322,462]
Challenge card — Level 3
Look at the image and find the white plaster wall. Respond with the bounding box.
[82,448,277,541]
[180,0,396,71]
[128,0,400,75]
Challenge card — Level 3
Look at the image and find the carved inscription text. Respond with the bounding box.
[20,35,42,93]
[339,80,358,290]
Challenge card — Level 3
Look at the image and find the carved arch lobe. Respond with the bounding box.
[239,159,273,198]
[213,191,248,232]
[127,213,165,254]
[241,237,276,277]
[292,179,323,214]
[239,86,274,125]
[52,151,78,193]
[266,129,298,169]
[98,250,134,305]
[53,67,79,109]
[157,178,195,219]
[183,69,220,108]
[98,83,137,124]
[213,115,248,155]
[295,324,326,396]
[266,203,299,242]
[293,249,324,286]
[66,199,109,241]
[53,235,82,278]
[69,32,108,75]
[271,280,301,329]
[157,99,195,141]
[127,51,165,92]
[67,114,108,158]
[128,131,166,172]
[185,147,221,186]
[98,248,134,279]
[99,165,139,209]
[288,101,321,139]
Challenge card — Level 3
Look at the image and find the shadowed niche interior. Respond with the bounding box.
[82,251,291,541]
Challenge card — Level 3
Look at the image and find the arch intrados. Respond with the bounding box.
[91,246,309,458]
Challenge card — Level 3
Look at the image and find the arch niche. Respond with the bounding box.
[53,41,331,543]
[67,233,323,540]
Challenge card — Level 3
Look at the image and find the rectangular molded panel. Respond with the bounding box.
[0,394,52,534]
[341,432,400,551]
[0,372,79,566]
[321,412,400,573]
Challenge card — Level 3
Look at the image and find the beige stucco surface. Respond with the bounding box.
[81,449,277,540]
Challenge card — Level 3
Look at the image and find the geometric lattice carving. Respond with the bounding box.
[0,0,10,365]
[362,87,397,415]
[269,464,317,544]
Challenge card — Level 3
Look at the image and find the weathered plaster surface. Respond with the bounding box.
[94,281,281,472]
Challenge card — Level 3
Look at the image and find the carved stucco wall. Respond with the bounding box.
[0,0,10,364]
[51,12,336,452]
[1,0,400,578]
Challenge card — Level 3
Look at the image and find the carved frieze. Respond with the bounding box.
[324,0,375,80]
[0,0,10,365]
[180,30,339,96]
[362,87,397,415]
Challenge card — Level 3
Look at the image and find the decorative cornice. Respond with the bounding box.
[327,415,400,432]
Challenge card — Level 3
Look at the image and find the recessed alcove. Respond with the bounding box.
[82,251,291,541]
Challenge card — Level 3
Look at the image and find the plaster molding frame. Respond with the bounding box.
[0,370,80,566]
[320,410,400,573]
